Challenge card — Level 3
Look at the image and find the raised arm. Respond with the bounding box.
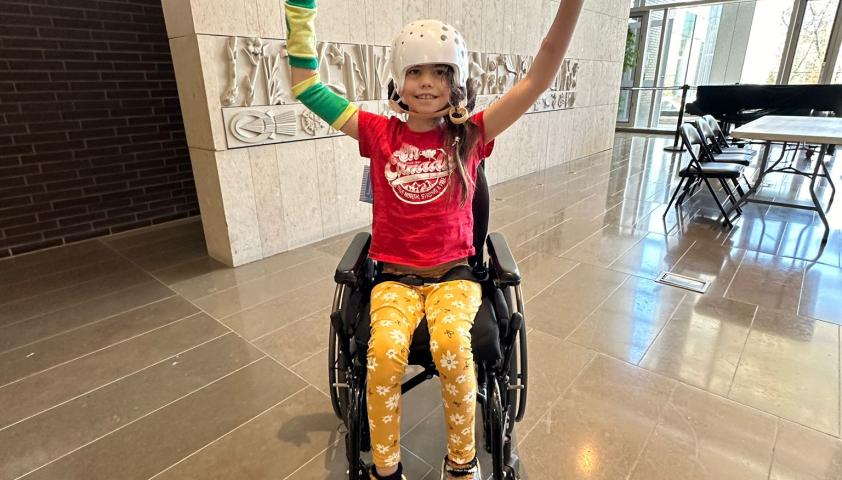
[285,0,360,140]
[482,0,585,142]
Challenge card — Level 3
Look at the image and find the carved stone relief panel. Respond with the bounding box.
[222,100,403,148]
[220,36,579,148]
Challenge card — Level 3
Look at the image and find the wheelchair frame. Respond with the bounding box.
[327,231,529,480]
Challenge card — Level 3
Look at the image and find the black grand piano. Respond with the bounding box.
[685,84,842,132]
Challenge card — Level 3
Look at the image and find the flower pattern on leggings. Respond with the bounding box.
[366,280,481,469]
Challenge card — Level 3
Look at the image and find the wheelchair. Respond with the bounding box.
[327,162,529,479]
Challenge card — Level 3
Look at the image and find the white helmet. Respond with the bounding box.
[390,20,469,97]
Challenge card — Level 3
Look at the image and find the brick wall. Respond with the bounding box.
[0,0,198,258]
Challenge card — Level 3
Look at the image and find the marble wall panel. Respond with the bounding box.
[367,0,404,46]
[575,59,593,107]
[170,35,215,151]
[568,8,595,59]
[460,0,485,53]
[188,147,232,265]
[525,0,544,56]
[605,61,624,105]
[506,0,518,53]
[482,0,506,56]
[162,0,194,39]
[315,138,341,238]
[162,0,283,39]
[593,104,615,154]
[611,16,628,62]
[332,135,373,232]
[484,153,500,187]
[275,140,324,249]
[249,145,290,257]
[601,104,619,151]
[544,110,561,168]
[196,34,229,150]
[447,0,464,39]
[582,60,624,108]
[516,114,536,180]
[493,121,513,184]
[546,110,567,168]
[505,119,526,182]
[571,106,588,160]
[257,0,285,39]
[216,147,264,265]
[586,0,628,20]
[542,1,561,44]
[315,0,351,43]
[610,0,632,19]
[429,0,449,20]
[535,112,551,174]
[403,0,428,25]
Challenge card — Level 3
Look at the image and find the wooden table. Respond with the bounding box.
[731,115,838,243]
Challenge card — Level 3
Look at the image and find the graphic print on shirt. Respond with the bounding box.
[384,143,455,204]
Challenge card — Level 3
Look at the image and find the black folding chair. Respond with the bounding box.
[663,123,746,228]
[702,114,757,155]
[695,119,755,195]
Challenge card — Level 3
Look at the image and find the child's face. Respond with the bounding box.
[401,64,451,114]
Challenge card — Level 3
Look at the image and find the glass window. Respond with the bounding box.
[741,0,796,83]
[622,0,800,130]
[788,0,839,83]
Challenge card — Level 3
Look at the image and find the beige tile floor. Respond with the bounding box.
[2,133,842,479]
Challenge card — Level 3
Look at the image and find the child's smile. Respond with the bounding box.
[402,64,451,115]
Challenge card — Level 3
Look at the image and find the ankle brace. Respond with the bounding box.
[370,463,403,480]
[445,455,478,476]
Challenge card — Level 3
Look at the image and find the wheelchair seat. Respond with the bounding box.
[351,283,507,366]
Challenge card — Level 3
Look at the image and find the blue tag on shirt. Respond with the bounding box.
[359,164,374,204]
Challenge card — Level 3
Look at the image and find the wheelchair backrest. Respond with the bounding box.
[470,161,490,267]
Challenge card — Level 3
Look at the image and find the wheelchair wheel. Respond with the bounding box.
[477,363,492,454]
[501,286,528,425]
[513,322,528,424]
[486,367,521,479]
[328,324,349,420]
[487,371,512,479]
[505,332,518,435]
[345,370,368,480]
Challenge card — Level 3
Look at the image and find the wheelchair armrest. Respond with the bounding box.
[487,232,521,286]
[334,232,372,285]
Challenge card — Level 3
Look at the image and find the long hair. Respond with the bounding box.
[443,67,480,206]
[387,66,480,206]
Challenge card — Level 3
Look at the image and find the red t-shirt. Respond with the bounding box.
[357,110,495,268]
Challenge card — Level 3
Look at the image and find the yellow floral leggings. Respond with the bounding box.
[366,279,482,469]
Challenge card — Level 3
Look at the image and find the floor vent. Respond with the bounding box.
[656,272,710,294]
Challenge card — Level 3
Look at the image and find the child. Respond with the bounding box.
[284,2,583,478]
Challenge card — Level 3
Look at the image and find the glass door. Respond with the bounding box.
[618,15,646,125]
[634,10,666,127]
